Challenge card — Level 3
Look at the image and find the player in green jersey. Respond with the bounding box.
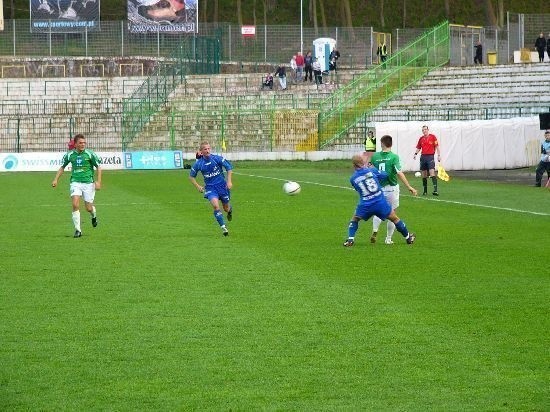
[52,134,102,238]
[369,135,417,245]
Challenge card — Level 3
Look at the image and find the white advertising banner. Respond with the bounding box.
[0,152,124,172]
[375,117,542,171]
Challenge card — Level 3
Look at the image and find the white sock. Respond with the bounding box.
[90,206,96,218]
[72,211,81,232]
[372,216,382,232]
[386,221,396,240]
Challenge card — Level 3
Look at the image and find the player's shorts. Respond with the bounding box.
[419,154,435,171]
[355,197,391,222]
[204,182,230,204]
[70,182,95,203]
[382,184,400,209]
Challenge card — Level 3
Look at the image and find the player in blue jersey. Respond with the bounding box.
[343,155,415,246]
[189,141,233,236]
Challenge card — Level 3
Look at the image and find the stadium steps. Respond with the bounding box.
[378,64,550,115]
[0,77,144,116]
[126,71,360,151]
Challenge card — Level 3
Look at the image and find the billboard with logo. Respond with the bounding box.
[123,151,183,169]
[0,151,185,172]
[30,0,100,33]
[0,152,123,172]
[128,0,197,33]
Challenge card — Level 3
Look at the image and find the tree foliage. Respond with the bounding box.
[5,0,547,29]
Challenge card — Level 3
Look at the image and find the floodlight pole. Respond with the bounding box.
[300,0,303,55]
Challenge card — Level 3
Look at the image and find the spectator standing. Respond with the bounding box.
[369,135,418,245]
[413,125,441,196]
[377,43,388,64]
[329,47,341,71]
[535,32,547,62]
[547,33,550,61]
[342,155,416,247]
[51,134,101,238]
[312,58,323,85]
[363,130,376,163]
[295,52,305,82]
[289,55,297,84]
[189,141,233,236]
[534,130,550,187]
[304,51,314,82]
[274,64,287,90]
[474,41,483,64]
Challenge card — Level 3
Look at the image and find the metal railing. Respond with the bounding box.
[121,35,220,149]
[317,21,450,149]
[1,16,549,67]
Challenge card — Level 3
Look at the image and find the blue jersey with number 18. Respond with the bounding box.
[350,167,388,205]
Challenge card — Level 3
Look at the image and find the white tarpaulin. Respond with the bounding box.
[375,117,542,171]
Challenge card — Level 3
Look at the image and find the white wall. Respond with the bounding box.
[375,117,543,171]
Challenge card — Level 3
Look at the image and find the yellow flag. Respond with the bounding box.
[221,137,226,152]
[437,165,450,181]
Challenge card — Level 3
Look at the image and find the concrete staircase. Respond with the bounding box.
[0,77,144,152]
[125,70,363,152]
[372,64,550,121]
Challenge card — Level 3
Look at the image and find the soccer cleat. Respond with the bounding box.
[432,191,439,196]
[343,239,354,247]
[227,209,232,221]
[406,233,416,244]
[370,232,377,244]
[92,216,98,227]
[222,227,229,236]
[384,238,394,245]
[74,230,82,238]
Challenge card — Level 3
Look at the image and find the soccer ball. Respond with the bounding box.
[283,181,301,195]
[414,171,422,177]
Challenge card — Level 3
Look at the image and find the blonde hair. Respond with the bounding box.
[352,154,365,169]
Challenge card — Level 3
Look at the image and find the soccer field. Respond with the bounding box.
[1,161,548,410]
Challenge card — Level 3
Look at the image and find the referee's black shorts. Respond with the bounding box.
[419,154,435,171]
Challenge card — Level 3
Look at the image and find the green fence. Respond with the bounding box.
[121,35,220,149]
[317,21,450,149]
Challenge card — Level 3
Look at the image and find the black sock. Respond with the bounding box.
[431,176,438,192]
[422,178,428,193]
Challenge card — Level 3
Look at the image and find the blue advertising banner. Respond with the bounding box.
[30,0,100,33]
[124,151,183,170]
[128,0,197,33]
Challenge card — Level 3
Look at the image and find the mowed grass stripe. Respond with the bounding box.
[0,163,547,410]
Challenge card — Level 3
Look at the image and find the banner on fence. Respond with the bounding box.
[127,0,197,33]
[0,152,123,172]
[0,0,4,32]
[30,0,100,33]
[123,151,183,170]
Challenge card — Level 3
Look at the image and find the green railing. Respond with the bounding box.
[317,21,450,148]
[122,35,220,150]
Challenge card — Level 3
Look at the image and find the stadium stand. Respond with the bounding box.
[373,64,550,120]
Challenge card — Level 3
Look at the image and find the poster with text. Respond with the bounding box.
[30,0,100,33]
[128,0,197,33]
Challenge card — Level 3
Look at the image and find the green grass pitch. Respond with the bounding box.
[1,161,548,410]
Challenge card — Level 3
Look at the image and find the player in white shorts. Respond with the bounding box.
[52,134,102,238]
[369,135,417,244]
